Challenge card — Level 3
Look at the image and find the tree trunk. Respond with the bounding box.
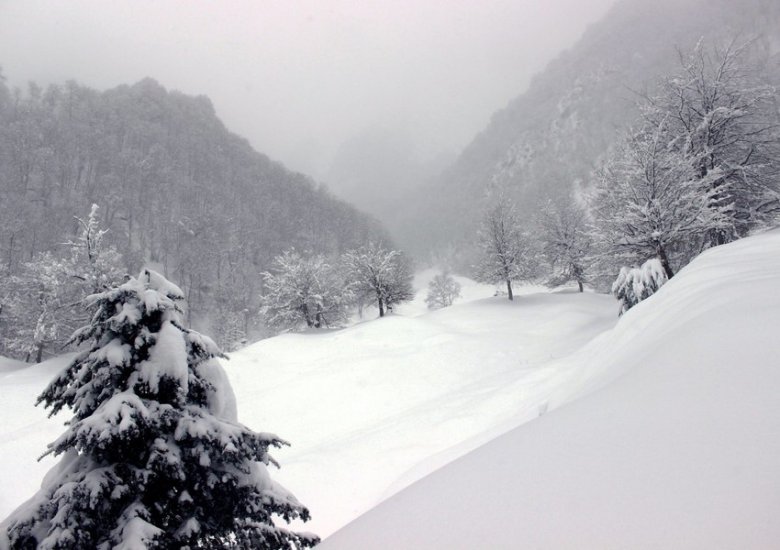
[314,306,322,328]
[656,244,674,279]
[302,304,313,327]
[506,279,514,301]
[35,343,44,363]
[378,297,385,317]
[577,280,584,293]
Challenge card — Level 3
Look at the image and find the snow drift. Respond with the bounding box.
[320,229,780,549]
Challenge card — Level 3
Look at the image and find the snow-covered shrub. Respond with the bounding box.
[612,258,668,315]
[425,272,461,309]
[260,249,351,330]
[2,269,317,549]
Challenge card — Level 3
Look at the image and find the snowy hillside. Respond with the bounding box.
[320,229,780,549]
[398,0,780,257]
[0,275,617,538]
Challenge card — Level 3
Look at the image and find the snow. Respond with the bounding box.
[0,355,26,375]
[0,356,74,521]
[2,231,777,547]
[111,506,163,550]
[0,273,613,538]
[319,229,780,549]
[137,321,189,395]
[221,279,615,536]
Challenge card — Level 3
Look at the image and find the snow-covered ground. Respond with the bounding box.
[224,280,615,536]
[3,231,777,547]
[320,230,780,549]
[0,273,616,538]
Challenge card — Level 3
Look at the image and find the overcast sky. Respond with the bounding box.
[0,0,616,178]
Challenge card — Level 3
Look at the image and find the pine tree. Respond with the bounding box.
[425,272,461,309]
[3,269,317,549]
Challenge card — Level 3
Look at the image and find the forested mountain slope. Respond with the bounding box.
[399,0,780,259]
[0,76,385,351]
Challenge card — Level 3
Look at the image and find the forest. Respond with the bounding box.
[0,76,386,358]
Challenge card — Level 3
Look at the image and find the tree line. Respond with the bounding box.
[0,75,386,359]
[473,39,779,310]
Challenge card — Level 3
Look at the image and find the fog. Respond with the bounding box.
[0,0,616,180]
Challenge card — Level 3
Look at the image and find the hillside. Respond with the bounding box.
[0,76,386,352]
[320,229,780,549]
[398,0,780,259]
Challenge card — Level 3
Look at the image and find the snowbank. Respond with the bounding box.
[319,230,780,549]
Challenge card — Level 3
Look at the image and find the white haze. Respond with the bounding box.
[0,0,616,179]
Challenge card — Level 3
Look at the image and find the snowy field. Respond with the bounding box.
[321,230,780,549]
[0,273,617,538]
[2,231,779,548]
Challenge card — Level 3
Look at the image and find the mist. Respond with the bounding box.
[0,0,616,180]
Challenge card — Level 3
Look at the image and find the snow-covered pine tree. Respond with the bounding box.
[342,242,414,317]
[474,195,532,300]
[2,269,317,550]
[260,249,351,330]
[425,271,461,309]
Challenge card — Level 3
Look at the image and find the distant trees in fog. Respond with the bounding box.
[538,200,592,292]
[1,36,778,354]
[474,38,778,307]
[258,243,414,329]
[425,271,461,309]
[474,194,534,300]
[342,242,414,317]
[590,37,779,288]
[260,250,351,330]
[0,205,124,361]
[0,76,385,359]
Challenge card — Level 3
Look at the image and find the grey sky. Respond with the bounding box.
[0,0,616,178]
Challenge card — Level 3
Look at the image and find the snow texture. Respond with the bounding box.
[320,229,780,549]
